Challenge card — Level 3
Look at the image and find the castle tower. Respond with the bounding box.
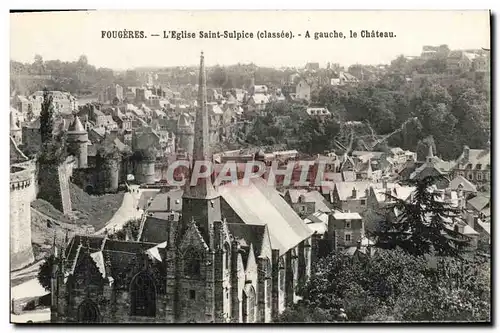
[10,164,35,270]
[176,113,194,157]
[10,112,22,146]
[67,115,88,169]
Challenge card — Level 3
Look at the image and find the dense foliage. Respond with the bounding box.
[373,175,470,257]
[37,89,68,164]
[246,58,489,160]
[108,218,142,241]
[37,254,60,292]
[275,249,490,322]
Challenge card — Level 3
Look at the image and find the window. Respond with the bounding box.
[77,300,100,323]
[242,286,256,323]
[476,164,482,170]
[344,220,351,229]
[184,248,202,277]
[477,172,483,181]
[189,290,196,300]
[130,272,156,317]
[468,173,473,180]
[360,200,366,206]
[299,205,306,212]
[345,234,351,242]
[224,243,231,270]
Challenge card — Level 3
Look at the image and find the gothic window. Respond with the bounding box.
[242,286,256,323]
[279,258,285,293]
[265,259,272,307]
[224,243,231,271]
[130,271,157,317]
[77,299,100,323]
[184,247,202,277]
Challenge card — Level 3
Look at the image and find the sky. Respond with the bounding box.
[10,10,490,70]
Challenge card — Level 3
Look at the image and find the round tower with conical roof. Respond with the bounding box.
[67,115,88,168]
[176,112,194,157]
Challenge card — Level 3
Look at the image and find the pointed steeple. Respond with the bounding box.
[183,52,218,199]
[193,52,210,162]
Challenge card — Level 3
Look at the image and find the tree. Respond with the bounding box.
[37,254,60,292]
[109,218,142,241]
[40,88,54,144]
[373,175,470,257]
[278,249,490,322]
[209,66,228,88]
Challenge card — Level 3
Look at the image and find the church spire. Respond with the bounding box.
[183,52,218,199]
[193,51,210,162]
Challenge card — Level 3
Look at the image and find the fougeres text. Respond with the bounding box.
[9,10,491,325]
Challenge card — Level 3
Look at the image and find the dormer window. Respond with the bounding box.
[344,220,351,229]
[476,164,482,170]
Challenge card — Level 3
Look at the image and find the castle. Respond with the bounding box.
[49,53,313,323]
[10,135,36,271]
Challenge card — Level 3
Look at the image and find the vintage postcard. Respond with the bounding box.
[9,10,491,324]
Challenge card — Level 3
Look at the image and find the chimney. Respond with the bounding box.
[463,145,470,161]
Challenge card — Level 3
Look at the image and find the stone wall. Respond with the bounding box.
[37,158,73,215]
[10,166,35,270]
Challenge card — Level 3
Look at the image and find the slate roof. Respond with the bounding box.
[286,189,333,212]
[371,185,416,204]
[455,147,490,171]
[334,181,383,200]
[68,116,86,133]
[449,175,477,193]
[467,194,490,213]
[218,177,313,254]
[226,223,267,257]
[249,94,269,105]
[333,212,362,220]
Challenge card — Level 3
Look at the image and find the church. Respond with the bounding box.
[50,53,314,323]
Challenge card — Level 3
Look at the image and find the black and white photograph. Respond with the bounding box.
[8,10,491,324]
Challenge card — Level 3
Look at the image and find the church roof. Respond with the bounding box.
[218,177,313,254]
[64,235,160,278]
[139,213,180,243]
[226,223,267,258]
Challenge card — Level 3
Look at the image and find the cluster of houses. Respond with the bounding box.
[138,141,491,260]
